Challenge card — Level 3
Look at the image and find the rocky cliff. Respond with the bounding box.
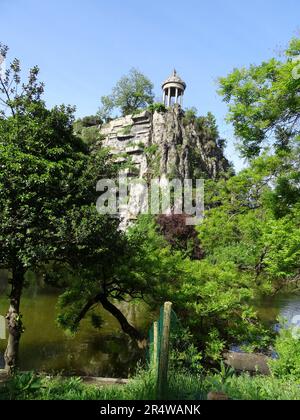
[97,105,229,182]
[95,105,230,227]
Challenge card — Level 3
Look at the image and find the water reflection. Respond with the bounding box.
[0,272,154,377]
[2,269,300,376]
[257,292,300,325]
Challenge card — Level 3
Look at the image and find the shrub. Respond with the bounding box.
[148,103,166,113]
[183,107,197,125]
[0,372,42,400]
[269,327,300,379]
[169,326,203,376]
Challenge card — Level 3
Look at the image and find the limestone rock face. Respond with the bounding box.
[96,106,229,227]
[151,105,229,179]
[98,105,229,181]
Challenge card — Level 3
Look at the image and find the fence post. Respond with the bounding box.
[153,321,158,372]
[0,315,6,340]
[157,302,172,399]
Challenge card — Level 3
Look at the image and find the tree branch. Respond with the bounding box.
[99,294,145,342]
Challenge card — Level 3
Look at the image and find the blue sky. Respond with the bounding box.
[1,0,300,170]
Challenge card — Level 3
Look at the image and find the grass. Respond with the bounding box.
[206,373,300,400]
[0,370,205,401]
[1,369,300,400]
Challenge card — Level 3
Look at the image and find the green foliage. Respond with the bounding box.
[56,216,180,336]
[0,372,42,400]
[0,42,44,118]
[99,68,154,118]
[147,102,166,114]
[127,216,268,362]
[205,330,226,362]
[195,112,221,143]
[116,145,299,362]
[80,126,105,146]
[205,372,300,400]
[74,115,102,129]
[73,116,104,146]
[269,327,300,379]
[186,111,229,178]
[207,362,235,393]
[0,99,119,271]
[144,143,161,178]
[144,144,159,155]
[138,141,145,149]
[2,370,300,400]
[169,326,203,375]
[201,146,300,292]
[0,44,130,371]
[0,44,119,278]
[0,370,206,401]
[219,37,300,158]
[183,107,198,126]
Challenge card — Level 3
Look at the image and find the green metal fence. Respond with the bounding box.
[147,302,179,399]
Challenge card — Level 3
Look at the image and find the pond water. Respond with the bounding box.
[256,292,300,326]
[1,270,300,377]
[0,272,154,377]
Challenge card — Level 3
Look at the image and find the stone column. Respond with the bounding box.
[180,92,183,106]
[163,90,166,106]
[168,88,171,107]
[175,88,178,104]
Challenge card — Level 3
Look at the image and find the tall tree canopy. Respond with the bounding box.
[0,43,122,372]
[99,68,154,118]
[219,37,300,158]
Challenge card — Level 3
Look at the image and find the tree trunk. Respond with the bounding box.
[4,264,25,374]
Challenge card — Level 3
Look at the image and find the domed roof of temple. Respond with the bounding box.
[162,69,186,90]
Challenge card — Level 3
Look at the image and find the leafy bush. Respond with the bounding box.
[183,107,197,125]
[79,115,102,128]
[169,326,203,375]
[147,103,166,113]
[269,327,300,379]
[0,372,42,400]
[205,329,226,362]
[207,373,300,400]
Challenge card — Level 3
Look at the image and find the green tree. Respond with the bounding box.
[99,68,154,118]
[269,327,300,379]
[219,37,300,158]
[0,44,120,372]
[201,143,300,293]
[133,216,269,361]
[56,216,181,343]
[73,116,104,147]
